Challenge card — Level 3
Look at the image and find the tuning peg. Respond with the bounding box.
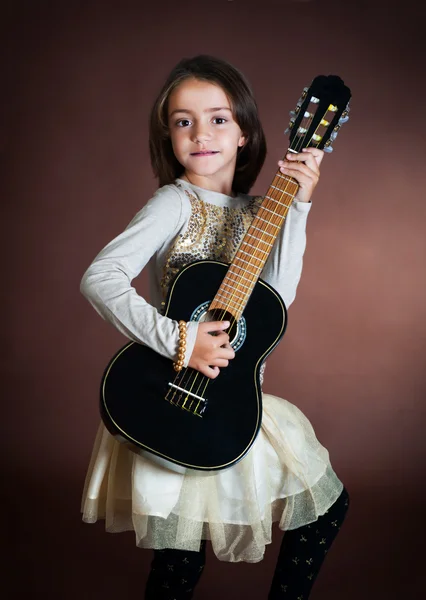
[296,88,310,106]
[324,139,334,153]
[339,103,351,124]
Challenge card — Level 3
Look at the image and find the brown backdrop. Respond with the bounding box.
[2,0,425,598]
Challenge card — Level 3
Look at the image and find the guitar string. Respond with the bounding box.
[168,100,331,412]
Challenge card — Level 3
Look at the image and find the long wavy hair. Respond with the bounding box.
[149,55,267,195]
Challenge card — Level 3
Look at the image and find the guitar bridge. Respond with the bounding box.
[166,382,207,417]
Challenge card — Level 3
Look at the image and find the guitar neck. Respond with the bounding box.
[209,169,299,320]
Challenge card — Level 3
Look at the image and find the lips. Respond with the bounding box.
[190,151,219,156]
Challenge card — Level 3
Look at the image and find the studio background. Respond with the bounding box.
[2,0,425,598]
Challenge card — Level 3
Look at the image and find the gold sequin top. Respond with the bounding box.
[160,183,263,298]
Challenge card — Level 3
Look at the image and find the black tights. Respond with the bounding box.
[145,487,349,600]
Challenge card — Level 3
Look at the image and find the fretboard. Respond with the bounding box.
[209,170,299,320]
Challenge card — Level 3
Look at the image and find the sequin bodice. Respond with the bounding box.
[160,187,262,297]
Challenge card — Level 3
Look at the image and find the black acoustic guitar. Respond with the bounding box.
[100,75,352,474]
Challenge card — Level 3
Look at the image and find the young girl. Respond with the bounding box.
[80,55,349,599]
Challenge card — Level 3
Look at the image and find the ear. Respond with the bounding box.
[238,134,247,148]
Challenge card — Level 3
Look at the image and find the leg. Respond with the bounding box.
[268,486,350,599]
[145,541,207,600]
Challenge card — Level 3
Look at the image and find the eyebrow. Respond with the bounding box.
[169,107,232,117]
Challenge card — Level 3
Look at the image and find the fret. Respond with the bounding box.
[227,270,256,285]
[244,240,273,249]
[271,184,289,193]
[210,299,240,315]
[221,280,250,293]
[255,215,280,227]
[259,205,280,217]
[245,231,275,246]
[265,193,292,203]
[239,249,266,261]
[222,279,252,291]
[210,298,228,308]
[275,172,296,185]
[250,226,275,238]
[215,293,243,310]
[234,256,263,271]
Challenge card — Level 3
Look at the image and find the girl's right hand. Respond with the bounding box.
[188,321,235,379]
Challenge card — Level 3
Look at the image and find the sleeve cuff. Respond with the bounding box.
[292,199,312,213]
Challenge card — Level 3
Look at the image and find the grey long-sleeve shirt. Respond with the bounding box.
[80,179,311,366]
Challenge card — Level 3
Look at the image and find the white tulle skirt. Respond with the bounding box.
[81,393,343,563]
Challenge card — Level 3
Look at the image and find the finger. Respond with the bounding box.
[211,358,229,368]
[280,159,318,175]
[218,347,235,360]
[302,147,324,166]
[283,149,321,168]
[286,147,323,159]
[279,161,319,184]
[221,342,235,356]
[214,331,230,346]
[282,153,320,175]
[200,320,230,333]
[199,364,220,379]
[285,148,324,167]
[278,160,318,181]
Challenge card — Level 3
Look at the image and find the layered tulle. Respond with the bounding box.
[81,393,343,563]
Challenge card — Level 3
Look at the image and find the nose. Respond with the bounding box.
[191,123,212,144]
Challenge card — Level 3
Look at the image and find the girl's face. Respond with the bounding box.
[167,78,246,194]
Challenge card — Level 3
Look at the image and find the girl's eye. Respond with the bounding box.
[176,119,191,127]
[213,117,227,125]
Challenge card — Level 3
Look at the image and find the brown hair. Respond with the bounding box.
[149,55,267,195]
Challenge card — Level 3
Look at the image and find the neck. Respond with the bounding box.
[182,173,235,197]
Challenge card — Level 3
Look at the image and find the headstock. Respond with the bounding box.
[285,75,352,153]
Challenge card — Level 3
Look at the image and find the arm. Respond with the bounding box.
[261,200,311,308]
[80,185,198,366]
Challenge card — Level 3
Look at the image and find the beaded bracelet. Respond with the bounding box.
[173,320,187,372]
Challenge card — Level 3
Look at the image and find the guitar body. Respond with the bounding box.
[101,260,287,474]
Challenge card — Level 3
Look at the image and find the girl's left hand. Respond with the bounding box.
[277,147,324,203]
